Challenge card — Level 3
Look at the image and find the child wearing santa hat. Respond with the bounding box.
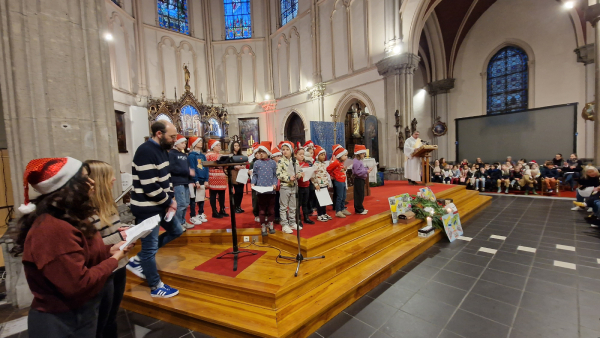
[251,142,278,236]
[270,146,282,224]
[188,136,208,225]
[312,145,331,222]
[352,144,372,215]
[169,135,193,229]
[248,142,261,223]
[327,145,351,218]
[276,141,303,234]
[206,139,228,218]
[296,143,315,225]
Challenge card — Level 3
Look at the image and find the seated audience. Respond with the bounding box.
[474,166,487,192]
[443,164,452,184]
[498,164,511,193]
[459,165,469,185]
[552,154,564,170]
[563,153,583,191]
[572,166,599,211]
[541,161,559,193]
[451,165,461,184]
[467,164,478,189]
[460,159,469,167]
[486,164,501,191]
[506,156,516,167]
[431,160,443,183]
[511,164,523,190]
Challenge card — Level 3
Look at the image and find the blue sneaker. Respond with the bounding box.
[126,256,146,279]
[151,282,179,298]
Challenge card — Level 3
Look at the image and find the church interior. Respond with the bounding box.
[0,0,599,337]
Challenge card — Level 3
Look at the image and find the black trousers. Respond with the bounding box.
[257,193,276,224]
[274,191,281,221]
[97,267,127,338]
[209,190,225,211]
[29,276,110,338]
[252,190,259,217]
[308,185,316,211]
[298,186,310,219]
[354,178,366,213]
[233,183,244,209]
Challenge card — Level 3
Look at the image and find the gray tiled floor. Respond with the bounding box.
[311,196,600,338]
[4,196,600,338]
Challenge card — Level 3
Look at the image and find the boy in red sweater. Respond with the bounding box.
[296,143,315,225]
[327,146,351,218]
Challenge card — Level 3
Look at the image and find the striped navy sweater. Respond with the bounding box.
[130,140,174,218]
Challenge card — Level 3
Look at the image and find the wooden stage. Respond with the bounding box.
[121,185,492,338]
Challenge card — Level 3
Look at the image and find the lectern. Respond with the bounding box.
[412,145,438,185]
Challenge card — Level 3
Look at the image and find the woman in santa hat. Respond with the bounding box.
[14,157,130,337]
[206,139,229,218]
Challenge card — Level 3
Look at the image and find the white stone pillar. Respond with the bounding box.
[587,4,600,164]
[427,79,455,160]
[376,53,420,174]
[0,0,120,206]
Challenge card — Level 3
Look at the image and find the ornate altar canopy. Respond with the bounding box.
[147,71,230,150]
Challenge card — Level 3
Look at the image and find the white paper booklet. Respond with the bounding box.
[236,169,249,184]
[315,188,333,206]
[302,166,317,180]
[252,185,274,193]
[120,214,160,250]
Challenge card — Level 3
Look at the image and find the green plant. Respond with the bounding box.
[410,195,446,229]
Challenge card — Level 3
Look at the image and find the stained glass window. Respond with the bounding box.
[281,0,298,26]
[158,0,190,35]
[487,46,528,115]
[224,0,252,40]
[111,0,121,7]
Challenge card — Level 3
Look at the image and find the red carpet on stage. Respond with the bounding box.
[185,181,455,239]
[194,248,267,278]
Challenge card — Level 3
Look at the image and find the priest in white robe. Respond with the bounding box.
[403,130,422,184]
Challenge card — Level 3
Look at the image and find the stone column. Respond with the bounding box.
[586,5,600,164]
[0,0,120,206]
[427,79,455,160]
[376,53,420,175]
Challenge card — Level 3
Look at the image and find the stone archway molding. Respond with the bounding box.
[332,89,377,123]
[280,109,309,137]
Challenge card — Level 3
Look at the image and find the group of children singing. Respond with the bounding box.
[169,136,372,237]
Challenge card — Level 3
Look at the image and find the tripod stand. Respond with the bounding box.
[278,156,325,277]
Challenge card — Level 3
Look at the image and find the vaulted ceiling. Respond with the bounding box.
[418,0,587,81]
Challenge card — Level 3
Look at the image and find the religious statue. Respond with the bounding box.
[184,65,191,91]
[351,103,361,138]
[223,119,229,136]
[411,118,418,134]
[405,126,411,141]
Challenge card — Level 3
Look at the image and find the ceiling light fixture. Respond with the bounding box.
[104,33,114,41]
[564,1,575,9]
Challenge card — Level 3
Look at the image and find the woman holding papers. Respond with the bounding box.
[312,146,332,222]
[230,140,248,214]
[251,142,278,236]
[86,160,134,338]
[14,157,130,338]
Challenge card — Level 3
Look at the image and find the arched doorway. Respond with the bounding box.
[284,112,305,146]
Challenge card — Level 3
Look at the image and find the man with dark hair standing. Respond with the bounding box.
[126,121,183,298]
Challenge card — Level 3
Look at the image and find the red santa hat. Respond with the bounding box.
[270,147,282,158]
[354,144,367,155]
[208,139,221,150]
[333,146,348,159]
[256,141,272,156]
[303,140,315,150]
[251,142,260,154]
[187,136,202,150]
[174,134,187,146]
[294,142,304,154]
[279,140,294,151]
[19,157,83,214]
[332,144,343,153]
[313,145,325,160]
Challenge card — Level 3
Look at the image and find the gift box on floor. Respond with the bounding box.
[418,225,435,238]
[396,211,415,224]
[437,198,453,206]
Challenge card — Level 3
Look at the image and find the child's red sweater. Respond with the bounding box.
[298,161,310,188]
[327,159,347,183]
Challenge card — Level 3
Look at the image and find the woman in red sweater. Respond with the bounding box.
[13,157,129,338]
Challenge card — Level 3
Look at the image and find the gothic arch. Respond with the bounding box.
[108,12,133,92]
[222,46,239,103]
[280,109,309,136]
[480,39,536,110]
[157,36,178,95]
[177,41,198,96]
[240,44,257,102]
[332,89,377,123]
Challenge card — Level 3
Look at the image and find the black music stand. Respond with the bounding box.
[205,161,255,271]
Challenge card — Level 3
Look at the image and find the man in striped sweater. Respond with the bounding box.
[126,121,183,298]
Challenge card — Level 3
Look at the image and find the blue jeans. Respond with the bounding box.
[333,180,347,212]
[593,199,600,217]
[174,185,190,226]
[576,190,585,202]
[475,178,485,189]
[137,213,184,288]
[564,173,580,189]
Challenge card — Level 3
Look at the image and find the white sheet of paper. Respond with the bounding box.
[302,166,317,180]
[315,188,333,206]
[344,159,354,168]
[195,186,204,202]
[189,183,196,198]
[252,186,274,193]
[120,214,160,250]
[236,169,249,184]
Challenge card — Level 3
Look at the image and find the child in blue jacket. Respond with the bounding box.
[188,136,209,225]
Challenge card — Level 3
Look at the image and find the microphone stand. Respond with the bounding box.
[278,154,325,277]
